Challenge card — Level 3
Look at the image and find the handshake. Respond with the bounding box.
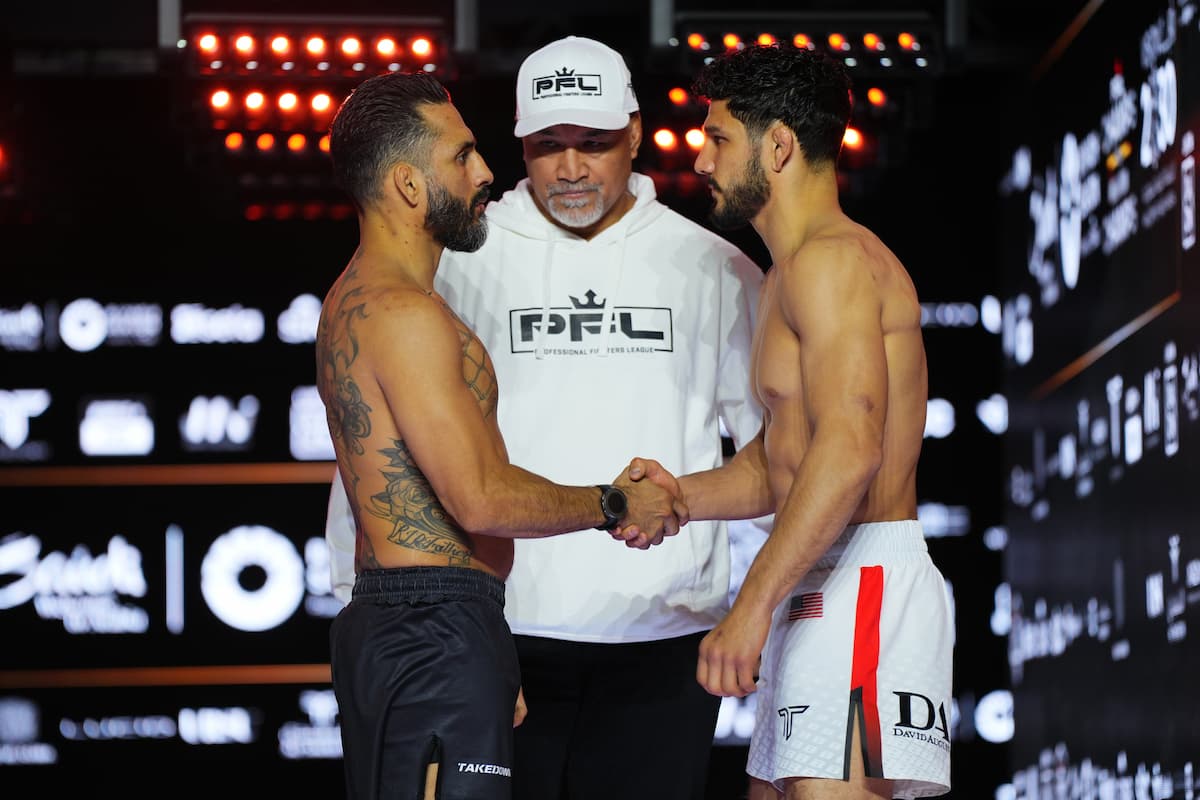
[606,458,686,550]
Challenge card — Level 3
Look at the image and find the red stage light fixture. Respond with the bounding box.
[684,129,705,150]
[210,89,232,110]
[224,132,245,151]
[863,33,883,50]
[410,37,433,57]
[687,33,705,50]
[653,129,678,151]
[828,33,848,51]
[306,36,327,56]
[843,127,864,150]
[866,87,887,106]
[311,92,333,113]
[318,134,331,153]
[668,87,688,106]
[278,92,299,111]
[234,35,256,55]
[757,33,777,46]
[245,91,266,111]
[198,33,219,54]
[376,37,398,57]
[270,36,291,56]
[287,133,307,152]
[256,132,276,151]
[793,34,812,49]
[341,37,362,57]
[898,32,916,50]
[722,33,741,50]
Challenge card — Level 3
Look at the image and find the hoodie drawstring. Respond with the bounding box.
[534,239,557,360]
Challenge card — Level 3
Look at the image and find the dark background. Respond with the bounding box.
[4,1,1189,798]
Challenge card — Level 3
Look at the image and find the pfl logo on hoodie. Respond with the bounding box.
[509,290,673,355]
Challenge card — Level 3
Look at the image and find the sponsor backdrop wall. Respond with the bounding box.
[999,0,1200,796]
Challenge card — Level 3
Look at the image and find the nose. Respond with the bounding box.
[693,145,712,176]
[556,147,587,183]
[475,153,494,188]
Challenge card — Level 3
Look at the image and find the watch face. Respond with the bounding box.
[606,488,628,517]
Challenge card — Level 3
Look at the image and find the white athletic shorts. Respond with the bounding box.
[746,520,953,798]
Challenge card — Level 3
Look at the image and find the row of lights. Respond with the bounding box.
[243,202,354,222]
[650,126,864,153]
[185,30,438,75]
[682,31,922,53]
[665,85,888,109]
[207,88,341,130]
[223,131,331,155]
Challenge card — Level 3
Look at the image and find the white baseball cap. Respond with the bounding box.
[513,35,639,137]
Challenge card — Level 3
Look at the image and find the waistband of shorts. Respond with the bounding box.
[351,566,505,608]
[811,519,928,570]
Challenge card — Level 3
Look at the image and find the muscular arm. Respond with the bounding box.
[676,428,773,520]
[371,294,665,539]
[733,241,887,616]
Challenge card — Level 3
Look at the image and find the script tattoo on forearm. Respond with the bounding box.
[367,439,474,566]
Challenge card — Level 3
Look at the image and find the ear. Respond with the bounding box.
[391,162,423,208]
[627,113,643,158]
[768,122,795,173]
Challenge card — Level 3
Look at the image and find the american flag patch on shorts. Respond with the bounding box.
[787,592,823,621]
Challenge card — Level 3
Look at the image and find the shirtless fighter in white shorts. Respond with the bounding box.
[621,44,953,798]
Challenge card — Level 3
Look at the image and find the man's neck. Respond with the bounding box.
[357,209,444,291]
[754,170,844,265]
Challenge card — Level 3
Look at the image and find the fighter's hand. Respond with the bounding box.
[513,686,527,728]
[696,607,768,697]
[614,458,689,548]
[611,463,685,549]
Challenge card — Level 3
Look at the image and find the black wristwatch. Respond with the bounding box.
[594,484,628,531]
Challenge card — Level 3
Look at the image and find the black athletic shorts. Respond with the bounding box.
[330,566,520,800]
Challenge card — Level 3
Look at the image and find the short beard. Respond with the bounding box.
[708,155,769,231]
[426,181,489,253]
[544,183,607,230]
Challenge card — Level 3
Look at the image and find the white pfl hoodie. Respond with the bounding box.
[327,172,764,643]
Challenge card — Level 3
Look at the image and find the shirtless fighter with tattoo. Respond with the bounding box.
[316,72,681,800]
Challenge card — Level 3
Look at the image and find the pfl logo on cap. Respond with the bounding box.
[532,67,602,99]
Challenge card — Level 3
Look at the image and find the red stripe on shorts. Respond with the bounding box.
[850,565,884,777]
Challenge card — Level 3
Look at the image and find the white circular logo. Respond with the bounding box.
[201,525,304,632]
[59,299,108,352]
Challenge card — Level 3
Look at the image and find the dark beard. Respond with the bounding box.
[426,182,489,252]
[708,156,769,231]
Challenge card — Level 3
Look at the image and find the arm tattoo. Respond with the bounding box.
[316,275,373,458]
[367,439,474,566]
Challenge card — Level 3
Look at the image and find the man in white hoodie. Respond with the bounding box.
[326,36,764,799]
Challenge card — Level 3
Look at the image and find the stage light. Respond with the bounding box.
[863,33,882,51]
[668,87,688,106]
[410,37,433,57]
[843,127,863,150]
[287,133,307,152]
[270,36,291,56]
[340,37,362,57]
[245,91,266,111]
[234,35,256,55]
[793,34,812,49]
[828,33,848,51]
[256,132,276,151]
[653,129,678,151]
[210,89,232,110]
[867,87,886,106]
[757,33,777,46]
[687,33,706,50]
[685,129,705,150]
[318,134,331,153]
[723,33,741,50]
[198,33,219,54]
[278,92,299,111]
[311,92,333,113]
[245,204,266,221]
[898,32,916,50]
[376,37,397,57]
[306,37,327,56]
[224,132,244,151]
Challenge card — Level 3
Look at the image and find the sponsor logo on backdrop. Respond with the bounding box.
[289,386,334,460]
[79,397,154,456]
[0,388,51,462]
[178,707,256,745]
[201,525,305,632]
[0,303,44,351]
[278,690,342,760]
[59,299,162,352]
[0,532,149,633]
[0,697,57,765]
[170,303,265,344]
[277,294,322,344]
[179,394,259,452]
